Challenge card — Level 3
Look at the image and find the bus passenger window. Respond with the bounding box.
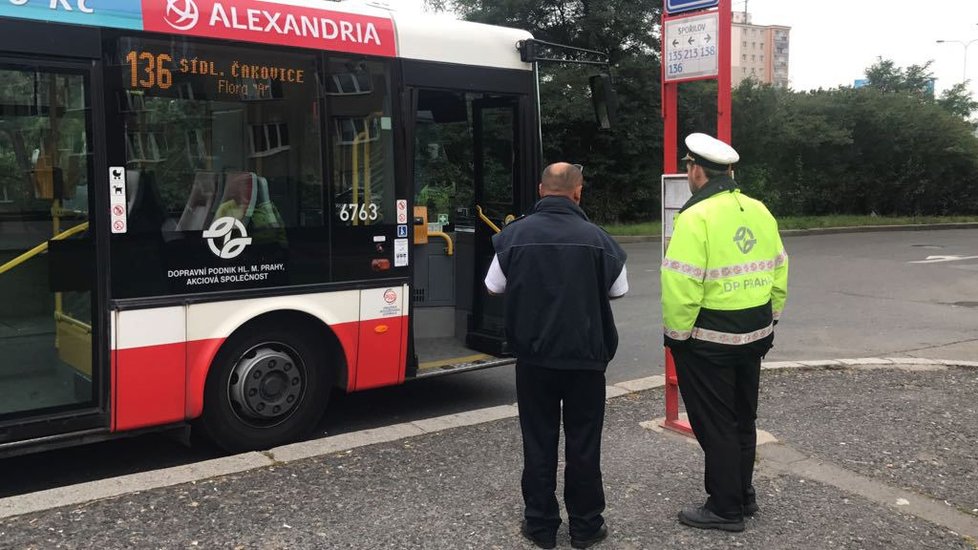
[325,59,394,227]
[111,37,325,298]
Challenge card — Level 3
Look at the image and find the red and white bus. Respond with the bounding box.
[0,0,554,454]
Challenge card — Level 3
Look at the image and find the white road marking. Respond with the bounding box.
[909,255,978,264]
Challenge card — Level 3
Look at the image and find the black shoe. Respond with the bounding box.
[520,520,556,549]
[744,501,759,517]
[571,524,608,549]
[678,506,745,532]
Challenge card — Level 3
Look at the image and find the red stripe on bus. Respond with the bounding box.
[331,321,360,393]
[140,0,397,58]
[113,317,406,429]
[185,337,227,420]
[114,341,188,432]
[398,309,410,385]
[353,316,406,391]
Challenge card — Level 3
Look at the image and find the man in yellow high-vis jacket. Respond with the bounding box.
[662,133,788,533]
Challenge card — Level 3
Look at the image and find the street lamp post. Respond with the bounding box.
[936,38,978,82]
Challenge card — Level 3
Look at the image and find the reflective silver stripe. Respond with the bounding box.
[704,250,789,281]
[691,324,774,345]
[665,251,788,282]
[663,327,692,341]
[661,258,705,280]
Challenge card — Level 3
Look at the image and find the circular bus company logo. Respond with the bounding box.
[734,226,757,255]
[384,289,397,304]
[203,217,253,259]
[164,0,200,31]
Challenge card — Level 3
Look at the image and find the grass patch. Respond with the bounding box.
[601,221,661,236]
[777,215,978,230]
[601,215,978,236]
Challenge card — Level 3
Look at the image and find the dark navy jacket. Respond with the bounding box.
[491,196,627,371]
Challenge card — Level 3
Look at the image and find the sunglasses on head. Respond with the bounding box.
[572,163,584,175]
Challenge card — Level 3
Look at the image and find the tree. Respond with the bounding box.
[864,58,935,97]
[937,82,978,121]
[730,60,978,217]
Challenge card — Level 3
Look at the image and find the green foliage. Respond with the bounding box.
[733,59,978,216]
[865,58,935,97]
[937,82,978,121]
[775,215,978,230]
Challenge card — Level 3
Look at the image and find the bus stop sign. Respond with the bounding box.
[665,0,719,15]
[663,11,720,83]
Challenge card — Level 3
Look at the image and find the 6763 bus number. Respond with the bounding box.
[337,203,379,223]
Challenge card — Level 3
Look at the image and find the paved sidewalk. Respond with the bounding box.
[1,361,977,549]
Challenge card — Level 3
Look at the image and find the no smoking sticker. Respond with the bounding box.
[109,166,128,234]
[396,199,408,224]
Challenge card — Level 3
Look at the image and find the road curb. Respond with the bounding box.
[0,452,272,520]
[759,442,978,541]
[612,222,978,244]
[780,222,978,237]
[1,357,975,520]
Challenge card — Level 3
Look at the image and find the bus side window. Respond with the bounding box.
[111,37,325,298]
[325,58,395,228]
[174,171,218,231]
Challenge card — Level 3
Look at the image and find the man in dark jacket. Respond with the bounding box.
[485,162,628,549]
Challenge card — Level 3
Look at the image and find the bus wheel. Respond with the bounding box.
[200,325,329,452]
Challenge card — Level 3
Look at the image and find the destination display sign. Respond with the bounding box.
[120,37,315,101]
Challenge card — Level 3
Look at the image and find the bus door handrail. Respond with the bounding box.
[475,205,501,234]
[427,230,454,256]
[0,221,89,276]
[54,310,92,332]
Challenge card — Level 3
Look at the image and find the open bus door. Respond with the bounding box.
[409,89,530,375]
[0,50,109,451]
[466,97,522,355]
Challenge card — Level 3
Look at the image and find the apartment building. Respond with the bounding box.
[731,11,790,87]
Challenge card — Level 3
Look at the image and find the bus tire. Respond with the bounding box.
[199,324,329,452]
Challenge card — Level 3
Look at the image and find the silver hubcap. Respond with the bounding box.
[228,344,304,426]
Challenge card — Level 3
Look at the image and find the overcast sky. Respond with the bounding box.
[395,0,978,98]
[736,0,978,98]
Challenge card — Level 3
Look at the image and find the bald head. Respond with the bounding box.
[539,162,584,203]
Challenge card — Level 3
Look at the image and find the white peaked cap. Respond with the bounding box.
[684,133,740,169]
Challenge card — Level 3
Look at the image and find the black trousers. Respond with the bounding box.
[515,362,606,539]
[673,347,762,519]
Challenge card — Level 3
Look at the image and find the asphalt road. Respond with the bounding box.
[1,229,976,497]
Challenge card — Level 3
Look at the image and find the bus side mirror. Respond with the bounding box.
[589,74,618,130]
